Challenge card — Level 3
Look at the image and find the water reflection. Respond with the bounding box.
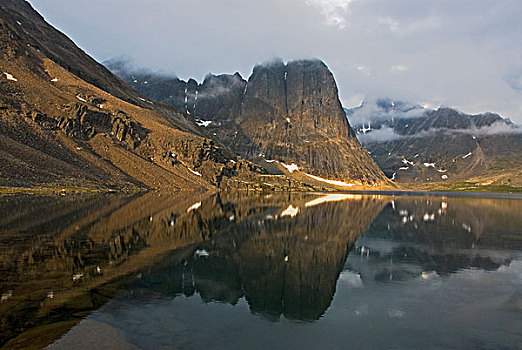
[124,193,384,322]
[351,197,522,282]
[0,192,521,349]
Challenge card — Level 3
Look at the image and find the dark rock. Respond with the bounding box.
[109,58,386,184]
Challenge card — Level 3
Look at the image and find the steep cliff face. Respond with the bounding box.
[109,59,387,186]
[235,60,382,183]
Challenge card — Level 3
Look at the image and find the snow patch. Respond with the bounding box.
[360,122,372,134]
[1,291,13,302]
[72,273,83,282]
[187,202,202,212]
[462,152,472,159]
[281,205,299,218]
[280,162,299,173]
[50,78,59,82]
[304,173,356,187]
[194,249,209,257]
[195,119,212,127]
[188,168,202,177]
[3,72,17,81]
[76,95,87,102]
[423,162,436,168]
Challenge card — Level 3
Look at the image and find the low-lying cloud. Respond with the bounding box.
[347,98,427,127]
[357,120,521,145]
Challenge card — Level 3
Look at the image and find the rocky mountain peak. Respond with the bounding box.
[109,58,386,184]
[243,59,353,140]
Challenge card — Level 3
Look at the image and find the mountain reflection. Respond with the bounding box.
[348,197,522,284]
[1,192,521,349]
[0,192,384,347]
[130,193,384,322]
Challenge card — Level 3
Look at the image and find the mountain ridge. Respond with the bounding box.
[1,0,391,192]
[107,58,387,186]
[0,0,304,192]
[346,98,522,188]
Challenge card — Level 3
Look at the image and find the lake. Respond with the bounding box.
[1,192,521,349]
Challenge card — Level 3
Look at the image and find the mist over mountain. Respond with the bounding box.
[346,99,522,186]
[347,98,519,143]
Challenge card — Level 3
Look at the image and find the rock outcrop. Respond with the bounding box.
[108,59,386,185]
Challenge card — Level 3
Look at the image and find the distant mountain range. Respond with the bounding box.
[346,99,522,187]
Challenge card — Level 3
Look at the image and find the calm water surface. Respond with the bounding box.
[0,192,521,349]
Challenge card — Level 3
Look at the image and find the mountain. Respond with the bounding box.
[1,0,351,193]
[106,59,388,188]
[345,99,522,189]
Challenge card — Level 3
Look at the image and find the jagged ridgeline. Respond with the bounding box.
[106,59,386,186]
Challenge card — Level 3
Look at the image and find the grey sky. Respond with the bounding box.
[28,0,522,123]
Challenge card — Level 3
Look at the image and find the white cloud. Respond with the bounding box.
[28,0,522,123]
[304,0,353,29]
[356,65,371,76]
[391,64,408,73]
[342,94,365,108]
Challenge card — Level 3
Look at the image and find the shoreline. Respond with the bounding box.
[2,185,522,199]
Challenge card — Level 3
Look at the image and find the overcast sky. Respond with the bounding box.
[28,0,522,122]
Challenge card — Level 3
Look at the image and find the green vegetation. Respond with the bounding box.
[433,181,522,193]
[0,186,110,195]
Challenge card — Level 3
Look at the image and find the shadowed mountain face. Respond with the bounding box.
[107,59,386,185]
[346,99,522,186]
